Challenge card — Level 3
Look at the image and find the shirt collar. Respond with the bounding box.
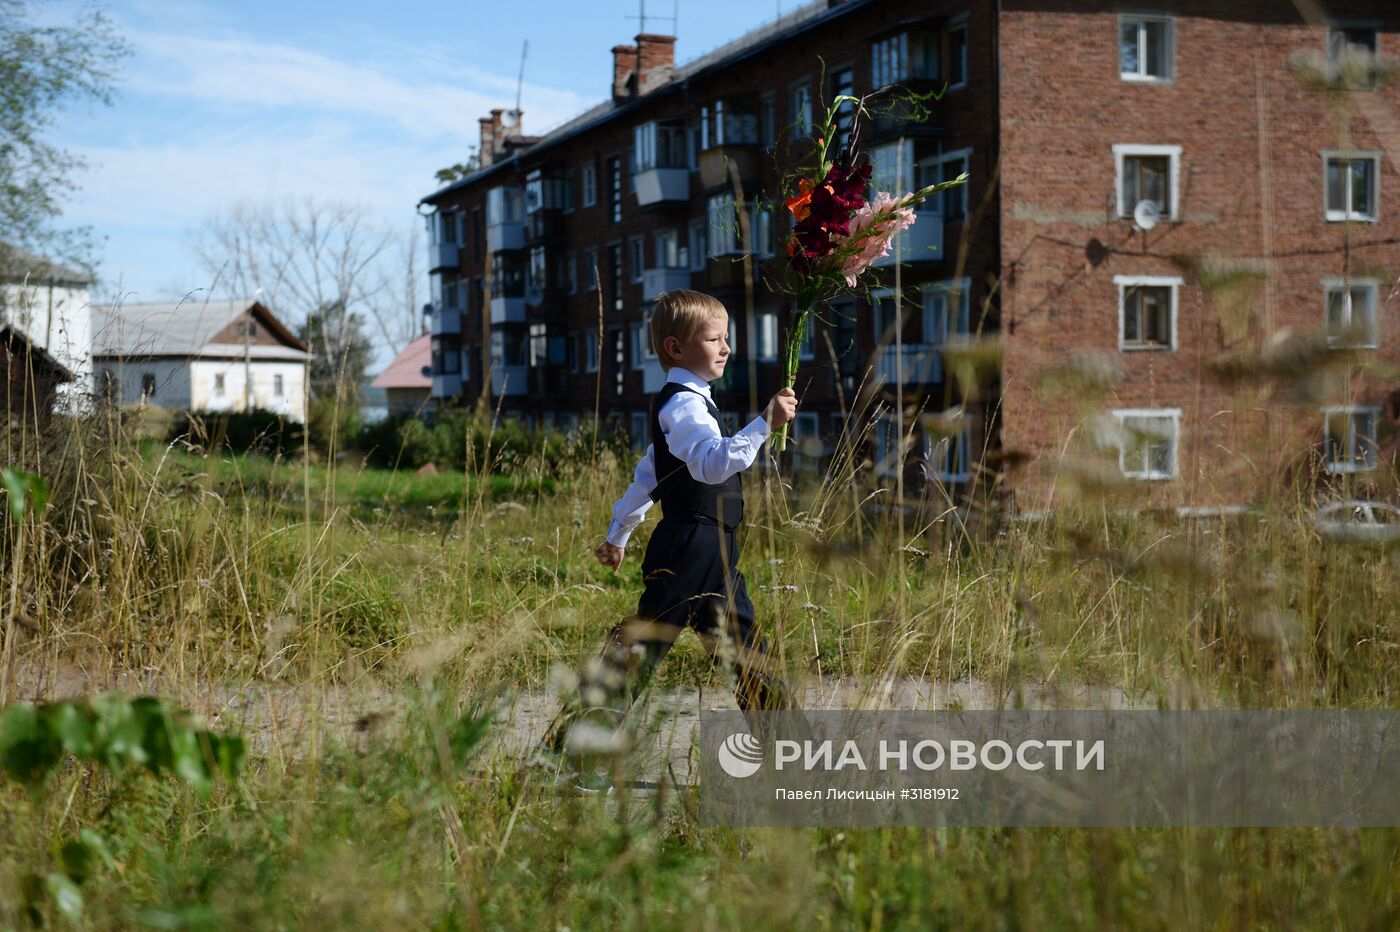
[665,366,713,400]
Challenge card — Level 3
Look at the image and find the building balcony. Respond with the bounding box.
[431,373,462,398]
[430,306,461,336]
[490,296,526,324]
[698,145,760,191]
[870,211,944,267]
[490,364,527,396]
[874,344,940,385]
[525,210,565,244]
[634,167,690,206]
[642,266,692,301]
[487,221,525,253]
[869,81,949,142]
[429,242,460,272]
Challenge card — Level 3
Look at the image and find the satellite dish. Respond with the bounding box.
[1132,199,1161,231]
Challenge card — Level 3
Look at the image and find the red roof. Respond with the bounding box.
[371,334,432,389]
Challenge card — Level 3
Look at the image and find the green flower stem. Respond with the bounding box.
[775,307,812,453]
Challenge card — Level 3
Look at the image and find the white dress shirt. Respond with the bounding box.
[605,366,771,547]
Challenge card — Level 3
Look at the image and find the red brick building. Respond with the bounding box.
[419,0,1399,509]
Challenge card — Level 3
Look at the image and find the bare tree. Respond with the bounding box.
[191,198,402,393]
[361,220,424,353]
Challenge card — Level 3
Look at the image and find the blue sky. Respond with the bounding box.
[50,0,799,322]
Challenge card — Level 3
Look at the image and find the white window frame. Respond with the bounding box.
[1321,405,1381,474]
[581,163,597,208]
[1326,22,1380,89]
[1112,408,1181,480]
[924,426,971,483]
[687,219,707,270]
[1118,14,1174,83]
[585,330,599,373]
[755,310,779,362]
[1114,144,1182,220]
[628,235,645,283]
[946,16,969,90]
[1322,277,1380,349]
[1323,150,1381,223]
[1114,275,1180,351]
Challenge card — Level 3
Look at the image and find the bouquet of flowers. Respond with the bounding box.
[774,93,968,451]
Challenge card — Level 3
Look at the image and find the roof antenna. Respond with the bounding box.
[626,0,677,35]
[514,39,528,118]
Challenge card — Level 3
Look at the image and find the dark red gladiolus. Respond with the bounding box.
[788,157,871,273]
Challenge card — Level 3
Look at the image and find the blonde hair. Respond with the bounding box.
[649,289,727,369]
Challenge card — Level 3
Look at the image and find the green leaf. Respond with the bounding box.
[44,702,96,757]
[46,871,84,922]
[1,467,29,522]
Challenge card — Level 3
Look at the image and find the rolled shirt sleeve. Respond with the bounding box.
[659,392,772,485]
[606,444,658,547]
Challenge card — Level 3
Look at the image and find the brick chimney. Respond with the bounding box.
[612,44,638,100]
[477,109,526,168]
[635,34,676,95]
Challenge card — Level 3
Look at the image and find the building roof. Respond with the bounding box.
[92,298,310,361]
[0,244,92,286]
[1,326,74,381]
[421,0,868,205]
[371,334,432,389]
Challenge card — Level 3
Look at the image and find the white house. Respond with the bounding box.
[0,247,94,410]
[92,299,310,422]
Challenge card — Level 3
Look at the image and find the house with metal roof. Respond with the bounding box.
[0,245,94,411]
[92,299,309,421]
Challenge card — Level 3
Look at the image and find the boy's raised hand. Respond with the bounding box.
[595,540,624,572]
[764,387,799,432]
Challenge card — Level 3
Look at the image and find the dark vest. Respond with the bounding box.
[649,382,744,530]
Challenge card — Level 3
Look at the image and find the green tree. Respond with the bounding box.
[0,0,128,272]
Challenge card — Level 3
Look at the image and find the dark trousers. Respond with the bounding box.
[546,519,797,753]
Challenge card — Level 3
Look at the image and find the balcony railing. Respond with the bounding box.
[487,221,524,253]
[490,364,527,396]
[430,306,461,336]
[871,210,944,267]
[431,373,462,398]
[874,344,940,385]
[490,297,526,324]
[429,242,460,273]
[635,167,690,206]
[641,266,692,301]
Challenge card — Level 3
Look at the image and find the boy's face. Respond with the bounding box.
[665,313,730,382]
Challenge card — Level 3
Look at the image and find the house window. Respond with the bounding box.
[584,248,599,291]
[1327,25,1379,89]
[871,34,909,90]
[584,331,599,373]
[706,194,770,257]
[581,163,597,208]
[798,312,816,361]
[922,147,971,220]
[213,373,225,396]
[610,328,625,396]
[1113,409,1180,480]
[790,81,813,136]
[607,243,624,312]
[921,280,972,382]
[629,236,645,283]
[946,19,968,88]
[653,228,680,268]
[755,311,779,362]
[1114,144,1181,219]
[432,337,461,374]
[1119,15,1173,82]
[759,93,777,148]
[606,156,622,223]
[528,245,548,294]
[924,427,971,483]
[688,219,707,270]
[1323,406,1380,473]
[1324,152,1379,222]
[1116,275,1179,350]
[630,411,648,453]
[634,119,687,171]
[566,253,578,294]
[273,374,284,396]
[486,186,523,226]
[140,372,156,398]
[830,65,856,146]
[1325,278,1380,348]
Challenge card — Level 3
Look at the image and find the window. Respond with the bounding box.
[486,186,523,225]
[872,34,909,90]
[759,93,777,148]
[566,253,578,294]
[630,319,658,369]
[1327,25,1379,89]
[706,194,771,257]
[1113,409,1180,480]
[634,119,687,171]
[1116,275,1179,350]
[273,374,284,396]
[584,249,599,291]
[830,66,856,147]
[1324,278,1380,348]
[529,323,549,368]
[581,163,597,208]
[525,171,571,214]
[924,427,970,483]
[432,337,461,374]
[490,330,525,368]
[653,228,681,268]
[921,279,972,382]
[755,311,779,361]
[1324,152,1379,222]
[528,245,548,294]
[140,372,156,398]
[629,236,645,283]
[688,219,707,270]
[946,19,968,88]
[630,411,648,453]
[606,156,622,223]
[916,147,971,220]
[213,373,225,396]
[610,328,625,396]
[798,312,816,361]
[1323,406,1380,473]
[791,81,813,136]
[607,243,624,312]
[1114,144,1181,220]
[1119,15,1173,82]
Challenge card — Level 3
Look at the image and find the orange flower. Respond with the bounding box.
[785,178,814,222]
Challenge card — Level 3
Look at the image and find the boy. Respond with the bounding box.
[543,289,800,770]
